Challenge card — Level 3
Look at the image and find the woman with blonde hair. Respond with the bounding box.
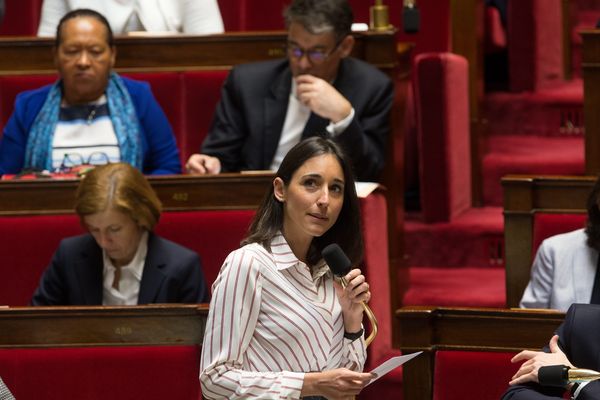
[32,162,208,305]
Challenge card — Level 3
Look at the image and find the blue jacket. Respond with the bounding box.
[0,76,181,175]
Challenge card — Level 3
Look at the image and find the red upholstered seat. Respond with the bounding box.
[413,52,471,223]
[123,72,184,163]
[532,212,587,256]
[0,75,58,129]
[180,70,229,163]
[433,351,516,400]
[355,190,403,399]
[0,210,254,306]
[155,210,255,288]
[507,0,564,91]
[0,0,43,36]
[0,214,83,306]
[0,346,201,400]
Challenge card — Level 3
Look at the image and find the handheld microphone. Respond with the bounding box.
[539,365,600,387]
[322,243,378,346]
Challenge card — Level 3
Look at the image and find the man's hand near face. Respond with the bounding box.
[295,74,352,123]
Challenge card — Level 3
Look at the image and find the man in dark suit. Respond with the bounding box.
[502,303,600,399]
[186,0,393,182]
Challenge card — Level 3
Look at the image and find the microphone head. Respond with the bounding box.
[322,244,351,277]
[538,365,569,387]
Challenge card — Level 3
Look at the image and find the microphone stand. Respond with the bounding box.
[339,277,378,347]
[569,368,600,383]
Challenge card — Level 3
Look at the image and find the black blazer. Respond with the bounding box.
[31,232,209,305]
[201,57,394,182]
[502,303,600,399]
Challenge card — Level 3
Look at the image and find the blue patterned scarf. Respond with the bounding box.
[24,72,142,170]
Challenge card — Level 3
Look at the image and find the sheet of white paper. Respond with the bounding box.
[354,182,380,198]
[367,351,423,385]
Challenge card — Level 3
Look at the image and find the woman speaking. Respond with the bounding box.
[200,137,374,400]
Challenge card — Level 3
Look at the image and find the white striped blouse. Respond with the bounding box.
[200,233,367,399]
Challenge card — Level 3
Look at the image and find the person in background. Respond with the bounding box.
[502,303,600,399]
[200,137,374,399]
[37,0,224,36]
[520,175,600,311]
[186,0,393,182]
[32,162,208,305]
[0,8,181,176]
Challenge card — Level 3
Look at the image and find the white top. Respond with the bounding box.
[52,95,120,170]
[520,228,598,311]
[102,231,148,306]
[37,0,224,36]
[200,233,366,399]
[270,79,355,171]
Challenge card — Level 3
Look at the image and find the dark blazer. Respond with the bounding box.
[201,57,394,182]
[502,303,600,399]
[31,232,209,305]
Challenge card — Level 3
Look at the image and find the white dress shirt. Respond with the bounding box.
[102,231,148,306]
[200,232,366,399]
[270,79,355,171]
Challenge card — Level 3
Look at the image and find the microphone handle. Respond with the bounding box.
[340,277,378,347]
[569,368,600,383]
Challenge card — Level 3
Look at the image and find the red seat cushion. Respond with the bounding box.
[0,346,200,400]
[433,351,515,400]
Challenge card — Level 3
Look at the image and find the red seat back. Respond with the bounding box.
[180,70,229,162]
[0,346,201,400]
[0,210,254,306]
[532,212,587,257]
[414,52,471,222]
[155,210,255,288]
[433,351,515,400]
[0,0,43,36]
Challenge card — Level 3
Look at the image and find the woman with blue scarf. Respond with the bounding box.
[0,8,181,176]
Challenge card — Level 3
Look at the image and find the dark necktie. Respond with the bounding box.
[590,255,600,304]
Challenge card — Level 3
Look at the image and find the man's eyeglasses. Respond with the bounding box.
[57,151,111,173]
[286,40,342,64]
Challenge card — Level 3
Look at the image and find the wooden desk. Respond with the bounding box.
[0,31,399,75]
[582,30,600,174]
[502,174,594,307]
[0,172,274,215]
[397,306,564,400]
[0,304,208,347]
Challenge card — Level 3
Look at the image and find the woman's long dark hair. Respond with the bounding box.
[586,175,600,251]
[243,137,363,266]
